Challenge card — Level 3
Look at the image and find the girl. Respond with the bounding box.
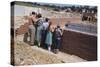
[45,26,53,51]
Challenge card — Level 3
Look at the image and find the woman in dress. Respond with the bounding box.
[45,25,53,51]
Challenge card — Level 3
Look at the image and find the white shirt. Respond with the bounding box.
[42,22,49,30]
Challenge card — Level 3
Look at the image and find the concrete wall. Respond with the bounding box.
[61,30,97,61]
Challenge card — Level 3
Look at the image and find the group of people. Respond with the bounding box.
[24,11,63,54]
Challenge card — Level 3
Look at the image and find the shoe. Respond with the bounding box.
[54,49,59,54]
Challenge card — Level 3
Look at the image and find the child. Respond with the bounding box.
[45,26,53,51]
[53,25,62,54]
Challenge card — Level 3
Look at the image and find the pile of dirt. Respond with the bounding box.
[14,41,63,66]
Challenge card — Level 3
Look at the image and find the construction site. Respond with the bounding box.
[11,1,97,66]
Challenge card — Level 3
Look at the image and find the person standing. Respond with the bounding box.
[27,12,37,45]
[53,25,63,54]
[45,26,53,51]
[41,18,50,48]
[35,13,44,47]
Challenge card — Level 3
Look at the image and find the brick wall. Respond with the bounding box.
[61,30,97,61]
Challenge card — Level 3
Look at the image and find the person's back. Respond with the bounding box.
[35,13,44,47]
[53,26,62,54]
[45,27,53,51]
[55,27,62,39]
[42,22,49,30]
[24,11,36,45]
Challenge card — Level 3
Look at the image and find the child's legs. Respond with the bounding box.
[48,45,51,51]
[38,42,40,47]
[57,39,61,49]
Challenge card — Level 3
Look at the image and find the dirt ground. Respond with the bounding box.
[14,35,86,66]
